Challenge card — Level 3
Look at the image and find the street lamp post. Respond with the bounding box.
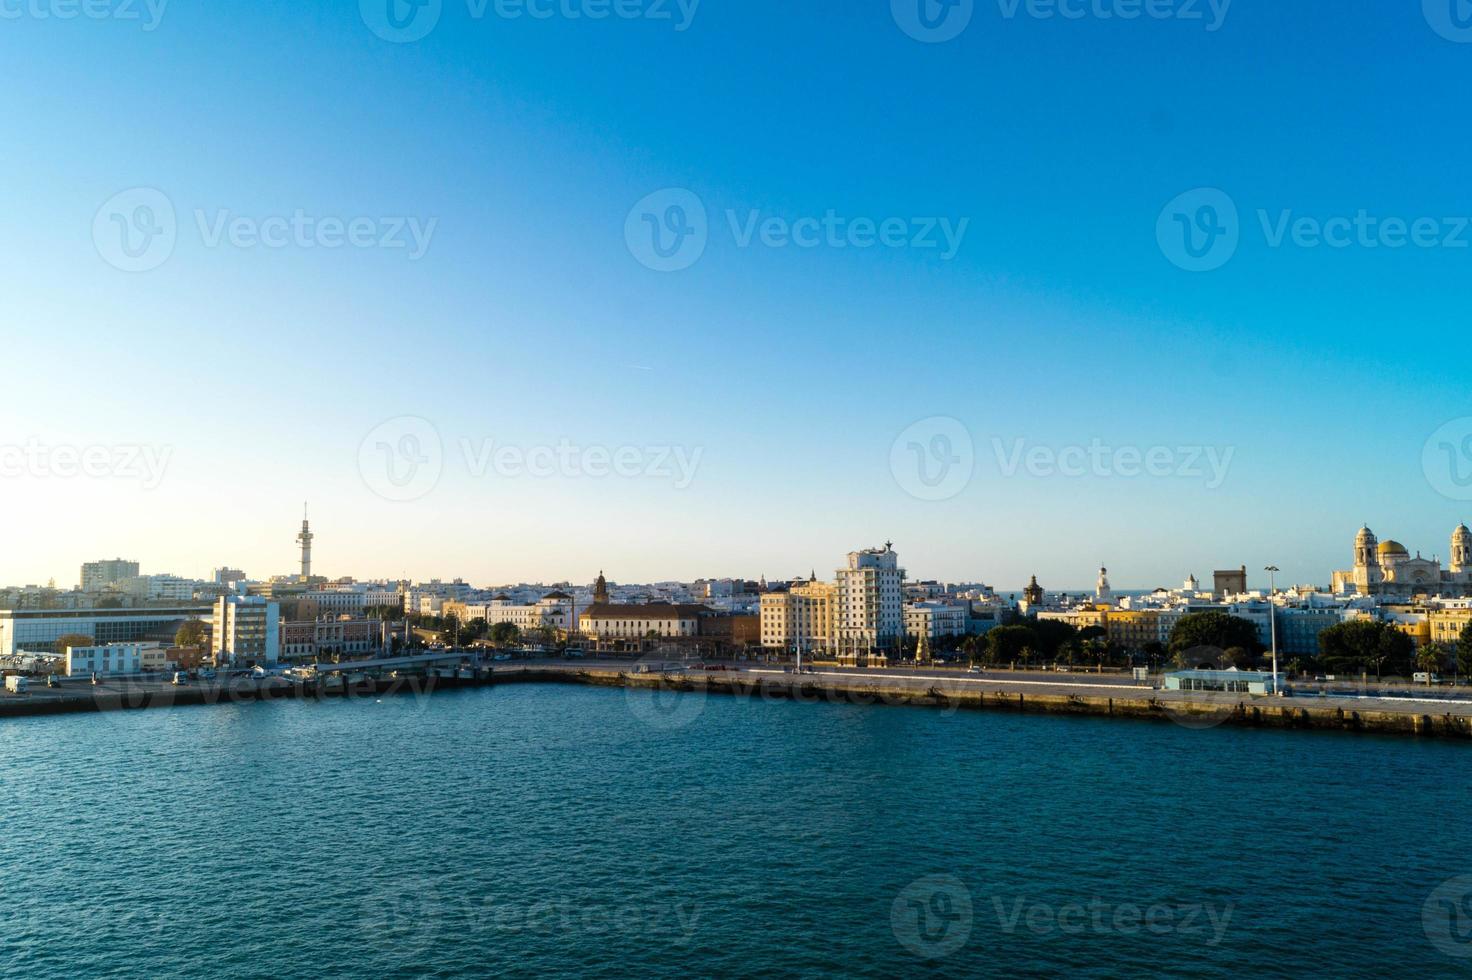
[1264,565,1281,695]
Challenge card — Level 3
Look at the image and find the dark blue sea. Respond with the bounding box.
[2,683,1469,977]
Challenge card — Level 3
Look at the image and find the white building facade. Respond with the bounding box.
[64,643,143,677]
[836,544,906,664]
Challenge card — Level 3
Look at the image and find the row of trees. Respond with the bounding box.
[1314,619,1472,681]
[953,610,1472,680]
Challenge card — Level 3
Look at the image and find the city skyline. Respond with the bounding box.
[12,510,1472,597]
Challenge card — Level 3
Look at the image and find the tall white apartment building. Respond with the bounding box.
[212,596,281,667]
[836,544,905,663]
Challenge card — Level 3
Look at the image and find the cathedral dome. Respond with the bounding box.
[1378,539,1409,556]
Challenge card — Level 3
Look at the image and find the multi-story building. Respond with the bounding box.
[835,544,905,665]
[302,585,404,616]
[211,596,280,667]
[1104,609,1162,653]
[0,605,210,656]
[115,574,202,603]
[63,643,143,677]
[279,618,384,663]
[452,592,575,633]
[80,559,140,593]
[903,602,967,644]
[577,603,707,646]
[760,578,838,655]
[1429,607,1472,648]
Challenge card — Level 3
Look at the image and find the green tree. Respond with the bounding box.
[1417,644,1448,683]
[960,634,985,666]
[1168,612,1263,657]
[986,625,1038,666]
[1031,619,1079,660]
[1459,623,1472,682]
[490,622,521,648]
[175,620,207,648]
[1318,620,1415,680]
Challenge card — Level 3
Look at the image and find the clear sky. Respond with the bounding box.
[3,0,1471,591]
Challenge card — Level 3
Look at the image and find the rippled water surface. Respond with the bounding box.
[2,683,1469,977]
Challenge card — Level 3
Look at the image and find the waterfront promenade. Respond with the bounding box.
[3,659,1472,738]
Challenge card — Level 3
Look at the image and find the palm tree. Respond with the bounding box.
[1417,644,1447,684]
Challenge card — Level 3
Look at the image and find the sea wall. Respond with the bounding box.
[3,667,1470,740]
[504,668,1472,740]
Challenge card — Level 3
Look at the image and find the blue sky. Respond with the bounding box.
[2,0,1471,591]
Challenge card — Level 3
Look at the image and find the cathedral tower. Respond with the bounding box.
[1453,524,1472,574]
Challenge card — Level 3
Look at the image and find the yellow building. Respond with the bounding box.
[760,579,837,654]
[1105,610,1162,653]
[1429,608,1472,647]
[1036,608,1107,631]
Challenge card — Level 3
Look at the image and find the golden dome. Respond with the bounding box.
[1378,539,1409,556]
